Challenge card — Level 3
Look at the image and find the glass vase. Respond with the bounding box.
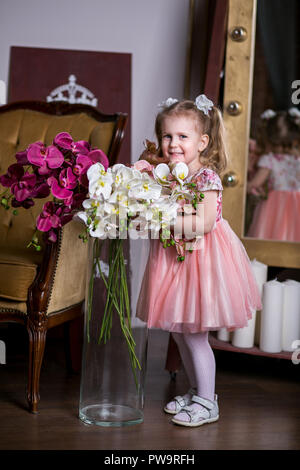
[79,236,149,427]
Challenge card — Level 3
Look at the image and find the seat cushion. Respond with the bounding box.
[0,247,43,301]
[0,298,27,314]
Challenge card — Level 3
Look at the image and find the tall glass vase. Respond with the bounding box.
[79,236,149,427]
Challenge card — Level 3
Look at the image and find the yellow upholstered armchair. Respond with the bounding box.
[0,101,127,412]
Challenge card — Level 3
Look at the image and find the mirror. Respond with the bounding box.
[244,0,300,242]
[222,0,300,268]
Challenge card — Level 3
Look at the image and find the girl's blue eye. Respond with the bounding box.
[180,135,187,139]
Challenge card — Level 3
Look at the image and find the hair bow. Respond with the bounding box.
[158,97,178,108]
[288,107,300,118]
[260,109,276,120]
[194,94,214,116]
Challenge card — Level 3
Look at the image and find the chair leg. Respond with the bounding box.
[26,317,48,413]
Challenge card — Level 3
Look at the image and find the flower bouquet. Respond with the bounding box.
[0,133,204,382]
[0,132,109,248]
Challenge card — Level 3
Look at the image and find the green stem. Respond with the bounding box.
[88,237,141,389]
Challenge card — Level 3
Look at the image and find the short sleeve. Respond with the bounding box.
[257,153,274,170]
[194,168,223,192]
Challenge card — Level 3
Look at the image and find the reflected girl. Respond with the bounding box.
[246,108,300,242]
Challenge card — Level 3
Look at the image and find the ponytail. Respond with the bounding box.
[200,107,229,174]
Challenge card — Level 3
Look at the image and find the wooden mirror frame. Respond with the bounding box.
[222,0,300,269]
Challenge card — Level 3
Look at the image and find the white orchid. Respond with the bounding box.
[128,172,162,201]
[87,163,113,200]
[153,163,170,186]
[171,162,189,186]
[111,164,140,188]
[80,154,205,262]
[90,215,118,239]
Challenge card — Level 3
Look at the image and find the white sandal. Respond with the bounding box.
[171,394,219,427]
[164,388,196,415]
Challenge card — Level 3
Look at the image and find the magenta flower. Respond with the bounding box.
[0,163,24,187]
[48,167,77,203]
[11,198,34,209]
[31,182,51,199]
[27,142,64,174]
[11,173,37,202]
[36,201,62,232]
[59,167,77,190]
[88,149,109,170]
[74,150,109,175]
[54,132,90,155]
[16,150,29,165]
[0,130,109,245]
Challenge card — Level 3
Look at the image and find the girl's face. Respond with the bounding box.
[160,114,209,173]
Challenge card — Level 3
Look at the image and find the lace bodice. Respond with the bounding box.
[257,153,300,191]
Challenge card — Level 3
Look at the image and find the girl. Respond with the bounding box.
[136,95,262,427]
[247,109,300,241]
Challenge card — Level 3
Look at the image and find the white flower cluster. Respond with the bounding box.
[77,161,192,240]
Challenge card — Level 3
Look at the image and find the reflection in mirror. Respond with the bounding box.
[244,0,300,242]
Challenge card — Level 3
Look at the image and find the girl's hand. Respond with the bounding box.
[247,167,270,195]
[247,182,266,196]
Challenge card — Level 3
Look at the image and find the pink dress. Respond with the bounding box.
[247,153,300,241]
[136,167,262,334]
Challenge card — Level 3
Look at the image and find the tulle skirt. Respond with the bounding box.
[136,218,262,333]
[247,190,300,242]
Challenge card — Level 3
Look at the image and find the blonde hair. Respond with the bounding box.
[257,111,300,155]
[155,100,229,174]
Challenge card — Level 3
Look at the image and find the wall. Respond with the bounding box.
[0,0,190,161]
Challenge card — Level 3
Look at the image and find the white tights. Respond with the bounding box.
[172,331,216,402]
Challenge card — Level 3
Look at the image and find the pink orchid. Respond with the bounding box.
[47,167,77,203]
[73,149,109,177]
[11,173,37,202]
[27,142,64,173]
[0,163,24,187]
[16,150,29,165]
[36,201,63,232]
[54,132,91,155]
[11,198,34,209]
[0,130,109,245]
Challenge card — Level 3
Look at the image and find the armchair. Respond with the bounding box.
[0,100,127,412]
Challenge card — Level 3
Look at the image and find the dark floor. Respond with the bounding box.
[0,324,299,451]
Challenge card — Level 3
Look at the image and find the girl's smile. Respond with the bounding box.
[161,115,209,175]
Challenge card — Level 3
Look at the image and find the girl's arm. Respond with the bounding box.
[247,167,270,195]
[172,191,218,238]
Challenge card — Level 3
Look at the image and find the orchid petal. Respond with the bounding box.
[88,149,109,170]
[49,178,73,200]
[53,132,74,149]
[45,145,64,169]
